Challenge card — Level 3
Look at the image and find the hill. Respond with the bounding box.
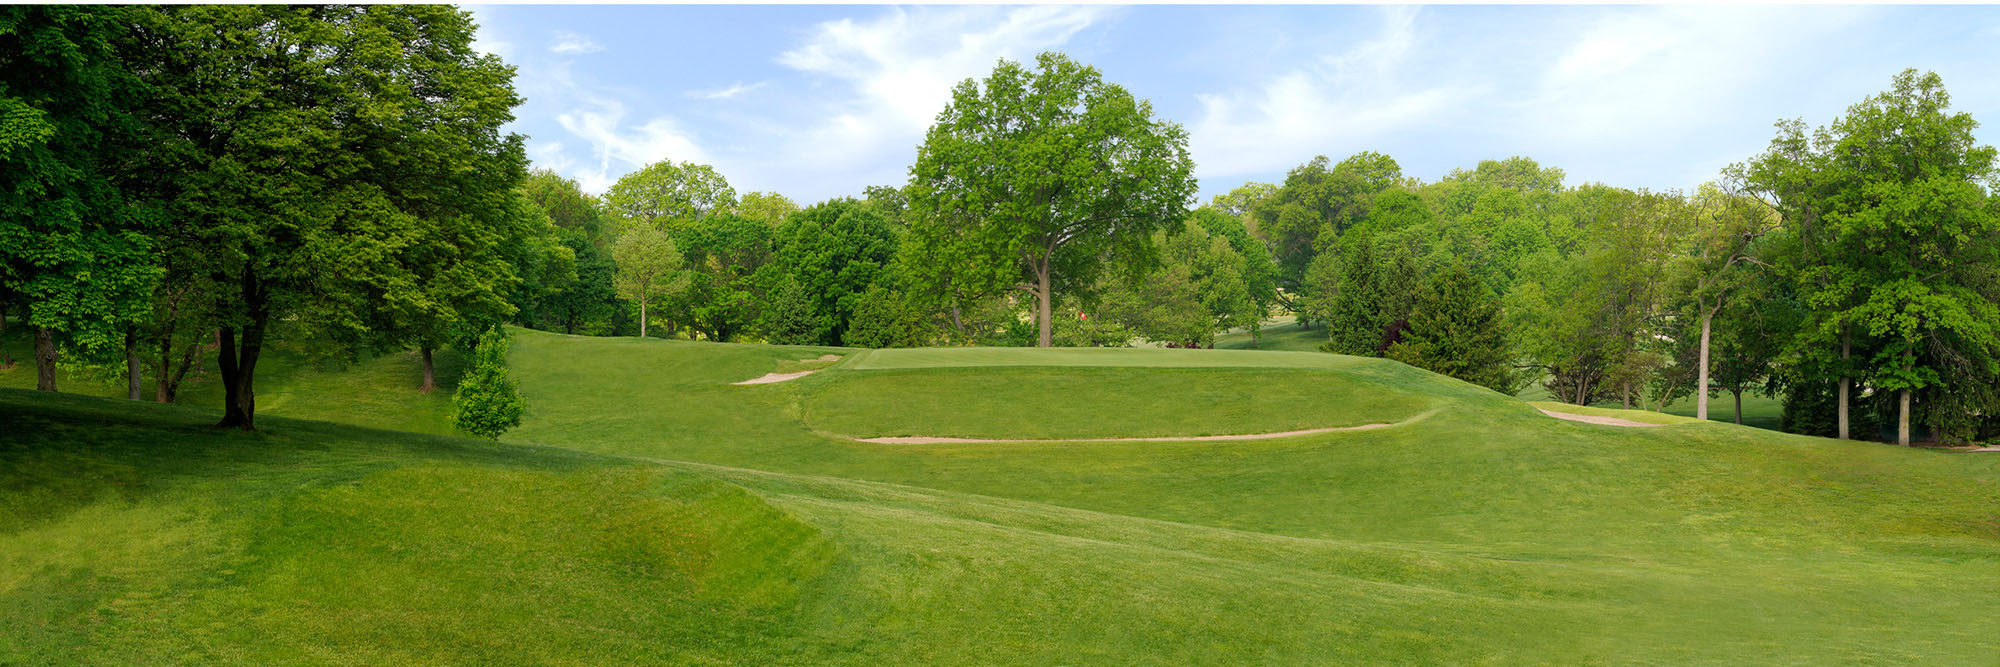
[5,327,1998,663]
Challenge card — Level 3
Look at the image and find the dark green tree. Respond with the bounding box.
[1388,262,1517,393]
[763,198,897,346]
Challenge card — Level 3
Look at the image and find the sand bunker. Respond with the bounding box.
[733,370,820,385]
[732,355,846,385]
[1538,409,1662,428]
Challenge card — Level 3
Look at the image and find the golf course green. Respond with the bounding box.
[4,327,1997,663]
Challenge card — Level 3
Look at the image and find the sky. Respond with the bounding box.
[467,4,2000,203]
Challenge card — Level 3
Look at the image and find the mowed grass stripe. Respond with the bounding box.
[840,345,1375,370]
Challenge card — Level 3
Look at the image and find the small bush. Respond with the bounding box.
[452,327,525,439]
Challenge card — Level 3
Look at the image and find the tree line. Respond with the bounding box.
[8,7,1995,446]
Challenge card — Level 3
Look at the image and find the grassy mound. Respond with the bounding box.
[0,390,834,664]
[7,327,2000,663]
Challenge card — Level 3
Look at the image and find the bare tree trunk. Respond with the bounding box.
[1035,259,1053,348]
[638,299,648,338]
[33,326,57,392]
[1696,306,1714,420]
[419,346,436,393]
[1836,333,1850,440]
[1733,389,1743,425]
[125,328,142,400]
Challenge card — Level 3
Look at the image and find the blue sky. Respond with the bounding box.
[467,4,2000,203]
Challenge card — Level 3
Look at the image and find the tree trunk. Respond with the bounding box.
[216,272,268,431]
[157,335,173,403]
[1696,306,1714,420]
[1732,389,1743,425]
[639,299,648,338]
[419,346,436,393]
[125,328,142,400]
[1836,334,1850,440]
[1898,386,1911,446]
[1035,259,1053,348]
[33,326,57,392]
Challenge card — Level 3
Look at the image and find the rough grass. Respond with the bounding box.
[843,345,1372,370]
[1213,317,1329,352]
[6,327,2000,663]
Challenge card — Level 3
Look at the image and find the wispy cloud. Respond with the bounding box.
[1188,7,1474,179]
[548,31,603,55]
[770,5,1112,187]
[686,81,767,101]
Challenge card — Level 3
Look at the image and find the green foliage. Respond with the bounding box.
[0,6,157,369]
[758,276,827,346]
[1098,217,1261,347]
[737,191,799,227]
[763,198,897,345]
[525,169,610,241]
[1320,236,1418,356]
[603,159,737,231]
[1388,262,1519,393]
[610,225,687,337]
[905,51,1197,347]
[667,214,771,342]
[843,285,933,349]
[451,327,523,439]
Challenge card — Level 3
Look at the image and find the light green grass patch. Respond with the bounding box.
[843,345,1372,370]
[804,367,1434,439]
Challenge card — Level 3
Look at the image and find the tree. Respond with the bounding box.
[845,283,934,348]
[0,6,157,394]
[1388,262,1518,393]
[1321,236,1417,356]
[130,6,526,430]
[524,169,609,242]
[611,226,687,338]
[1735,69,2000,444]
[906,52,1196,347]
[1670,184,1777,420]
[603,159,736,231]
[451,327,523,439]
[758,276,826,345]
[738,191,799,227]
[668,214,771,342]
[1098,218,1259,348]
[763,198,896,346]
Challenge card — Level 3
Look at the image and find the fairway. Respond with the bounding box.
[840,345,1375,370]
[7,328,2000,663]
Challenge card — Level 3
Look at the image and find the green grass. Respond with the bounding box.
[1213,316,1330,352]
[0,330,466,435]
[1517,381,1788,431]
[843,344,1370,370]
[7,327,2000,663]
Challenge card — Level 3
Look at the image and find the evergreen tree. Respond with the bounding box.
[759,277,827,345]
[1388,262,1518,393]
[452,327,523,440]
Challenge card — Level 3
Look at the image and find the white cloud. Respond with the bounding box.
[687,81,767,101]
[1517,6,1864,148]
[555,96,710,193]
[1188,7,1473,179]
[549,31,603,55]
[770,6,1111,182]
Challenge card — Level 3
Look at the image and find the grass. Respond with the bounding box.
[7,326,2000,663]
[1212,316,1329,352]
[0,330,466,436]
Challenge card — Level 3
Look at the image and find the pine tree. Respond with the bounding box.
[452,327,524,440]
[1388,262,1518,393]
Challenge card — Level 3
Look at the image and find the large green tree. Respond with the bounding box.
[603,159,736,231]
[906,52,1196,347]
[138,5,526,429]
[0,6,157,393]
[762,198,896,346]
